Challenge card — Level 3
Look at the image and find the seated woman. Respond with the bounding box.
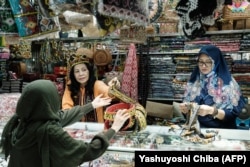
[179,45,245,129]
[62,49,120,123]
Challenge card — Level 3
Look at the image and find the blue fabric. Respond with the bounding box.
[8,0,36,15]
[183,45,246,129]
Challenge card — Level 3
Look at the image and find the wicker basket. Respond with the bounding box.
[223,1,250,20]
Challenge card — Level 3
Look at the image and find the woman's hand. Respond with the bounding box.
[91,94,111,109]
[108,77,121,89]
[180,103,214,116]
[198,105,214,116]
[179,103,190,114]
[111,109,130,132]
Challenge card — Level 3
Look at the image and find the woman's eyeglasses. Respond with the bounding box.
[197,61,212,67]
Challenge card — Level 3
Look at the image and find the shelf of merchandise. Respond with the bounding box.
[146,29,250,38]
[142,30,250,103]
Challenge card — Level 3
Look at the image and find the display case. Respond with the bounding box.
[64,122,250,166]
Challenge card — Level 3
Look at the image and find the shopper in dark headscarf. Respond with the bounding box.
[180,45,245,128]
[0,79,130,167]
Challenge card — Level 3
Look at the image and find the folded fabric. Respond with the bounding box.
[146,101,173,119]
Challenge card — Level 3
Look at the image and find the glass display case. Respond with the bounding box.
[64,122,250,166]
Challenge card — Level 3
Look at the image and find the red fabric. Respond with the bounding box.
[104,102,135,131]
[121,43,138,101]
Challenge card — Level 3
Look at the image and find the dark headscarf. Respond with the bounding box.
[1,79,60,164]
[183,45,245,127]
[189,45,231,84]
[1,79,113,167]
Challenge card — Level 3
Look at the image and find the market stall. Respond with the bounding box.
[1,0,250,166]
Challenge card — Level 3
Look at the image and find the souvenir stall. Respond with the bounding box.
[1,0,250,166]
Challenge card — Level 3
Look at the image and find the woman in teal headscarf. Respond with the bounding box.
[0,79,129,167]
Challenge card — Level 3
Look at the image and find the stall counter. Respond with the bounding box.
[65,122,250,152]
[0,122,249,167]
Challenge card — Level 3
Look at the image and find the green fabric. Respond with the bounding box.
[0,79,116,167]
[59,104,93,127]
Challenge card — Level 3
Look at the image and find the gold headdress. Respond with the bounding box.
[69,54,90,67]
[66,48,94,80]
[68,48,94,68]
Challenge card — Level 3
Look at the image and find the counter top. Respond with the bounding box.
[1,122,249,167]
[65,122,250,152]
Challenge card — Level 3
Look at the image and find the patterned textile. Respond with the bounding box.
[98,0,149,25]
[93,3,127,37]
[175,0,228,39]
[0,0,18,34]
[0,93,21,125]
[121,43,138,101]
[13,12,60,37]
[14,14,39,37]
[148,55,175,99]
[8,0,59,37]
[8,0,36,15]
[210,34,241,52]
[148,0,164,23]
[240,33,250,51]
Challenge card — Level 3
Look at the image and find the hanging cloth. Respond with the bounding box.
[121,43,138,101]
